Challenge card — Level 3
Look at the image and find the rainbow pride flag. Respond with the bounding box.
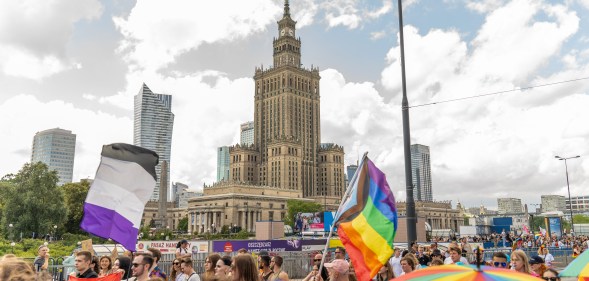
[334,155,397,281]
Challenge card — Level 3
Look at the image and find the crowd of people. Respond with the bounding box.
[1,235,587,281]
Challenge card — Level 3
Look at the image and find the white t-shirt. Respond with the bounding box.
[543,253,554,267]
[186,272,201,281]
[444,256,468,265]
[389,256,402,277]
[176,247,189,256]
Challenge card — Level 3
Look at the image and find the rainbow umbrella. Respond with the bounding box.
[394,264,543,281]
[560,248,589,281]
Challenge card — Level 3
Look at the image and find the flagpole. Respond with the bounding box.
[317,153,368,279]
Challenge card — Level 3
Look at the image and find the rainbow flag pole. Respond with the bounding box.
[316,153,367,278]
[318,152,398,281]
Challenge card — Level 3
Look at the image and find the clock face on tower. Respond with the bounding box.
[280,29,285,36]
[288,29,294,36]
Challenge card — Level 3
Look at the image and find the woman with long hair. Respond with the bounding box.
[170,258,185,281]
[231,255,259,281]
[511,250,531,274]
[375,262,394,281]
[91,256,100,274]
[215,255,233,281]
[529,256,546,278]
[542,268,560,281]
[175,240,191,259]
[113,256,133,280]
[98,256,113,277]
[202,253,221,281]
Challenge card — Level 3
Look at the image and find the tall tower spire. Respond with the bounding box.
[284,0,290,17]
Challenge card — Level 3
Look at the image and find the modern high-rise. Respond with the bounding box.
[216,146,230,182]
[346,164,358,182]
[497,198,523,214]
[411,144,433,201]
[240,121,254,146]
[31,128,76,185]
[566,195,589,212]
[134,83,174,201]
[541,195,566,213]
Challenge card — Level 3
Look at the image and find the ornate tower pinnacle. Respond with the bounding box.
[284,0,290,17]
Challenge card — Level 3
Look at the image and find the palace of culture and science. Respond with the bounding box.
[185,1,346,234]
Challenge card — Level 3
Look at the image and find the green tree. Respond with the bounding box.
[1,162,67,239]
[529,215,544,232]
[284,199,322,229]
[573,214,589,224]
[178,217,188,233]
[62,180,90,234]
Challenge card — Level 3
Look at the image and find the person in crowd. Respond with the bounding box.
[461,237,474,262]
[399,256,416,276]
[0,255,46,281]
[429,249,444,266]
[269,255,289,281]
[303,253,327,281]
[132,253,155,281]
[348,260,357,281]
[389,248,402,277]
[540,248,554,268]
[91,256,100,275]
[259,255,273,281]
[99,256,113,277]
[215,255,233,281]
[542,268,560,281]
[202,253,221,281]
[430,259,444,266]
[180,257,201,281]
[169,258,184,281]
[147,248,167,280]
[375,261,395,281]
[176,240,191,259]
[75,251,99,278]
[237,248,248,255]
[511,250,532,275]
[491,252,509,269]
[529,256,546,277]
[444,246,468,265]
[334,247,346,260]
[33,244,50,272]
[416,245,431,267]
[113,256,133,280]
[322,259,349,281]
[232,254,259,281]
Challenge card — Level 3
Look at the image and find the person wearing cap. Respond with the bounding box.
[529,255,546,277]
[176,239,191,259]
[429,249,443,266]
[323,259,349,281]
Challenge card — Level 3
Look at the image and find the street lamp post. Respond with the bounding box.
[53,225,57,241]
[10,242,15,253]
[8,223,13,242]
[555,155,581,235]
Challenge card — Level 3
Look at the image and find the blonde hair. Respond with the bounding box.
[511,250,531,274]
[0,255,50,281]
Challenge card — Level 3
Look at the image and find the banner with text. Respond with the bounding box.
[136,240,209,254]
[212,239,302,253]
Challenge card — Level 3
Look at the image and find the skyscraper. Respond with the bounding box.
[411,144,433,201]
[541,195,566,213]
[240,121,254,146]
[216,146,230,182]
[31,128,76,185]
[497,198,523,213]
[346,164,358,182]
[134,83,174,201]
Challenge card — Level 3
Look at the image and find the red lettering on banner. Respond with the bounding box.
[224,242,233,252]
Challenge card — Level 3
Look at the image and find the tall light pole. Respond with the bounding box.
[555,155,581,235]
[397,0,417,243]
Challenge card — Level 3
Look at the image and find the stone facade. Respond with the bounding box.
[396,201,464,232]
[186,1,345,234]
[142,201,187,230]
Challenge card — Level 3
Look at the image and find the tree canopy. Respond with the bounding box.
[284,199,322,228]
[62,180,90,234]
[1,162,67,239]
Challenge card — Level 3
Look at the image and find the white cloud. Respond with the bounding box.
[370,31,387,40]
[379,0,589,205]
[113,0,282,72]
[366,0,393,19]
[0,0,102,79]
[0,95,130,181]
[465,0,507,13]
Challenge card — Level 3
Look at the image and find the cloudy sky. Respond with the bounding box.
[1,0,588,210]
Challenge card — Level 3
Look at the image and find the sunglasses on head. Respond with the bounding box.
[493,262,507,267]
[542,278,558,281]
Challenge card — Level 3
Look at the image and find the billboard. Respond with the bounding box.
[546,217,563,239]
[136,240,209,254]
[295,211,337,233]
[212,239,302,253]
